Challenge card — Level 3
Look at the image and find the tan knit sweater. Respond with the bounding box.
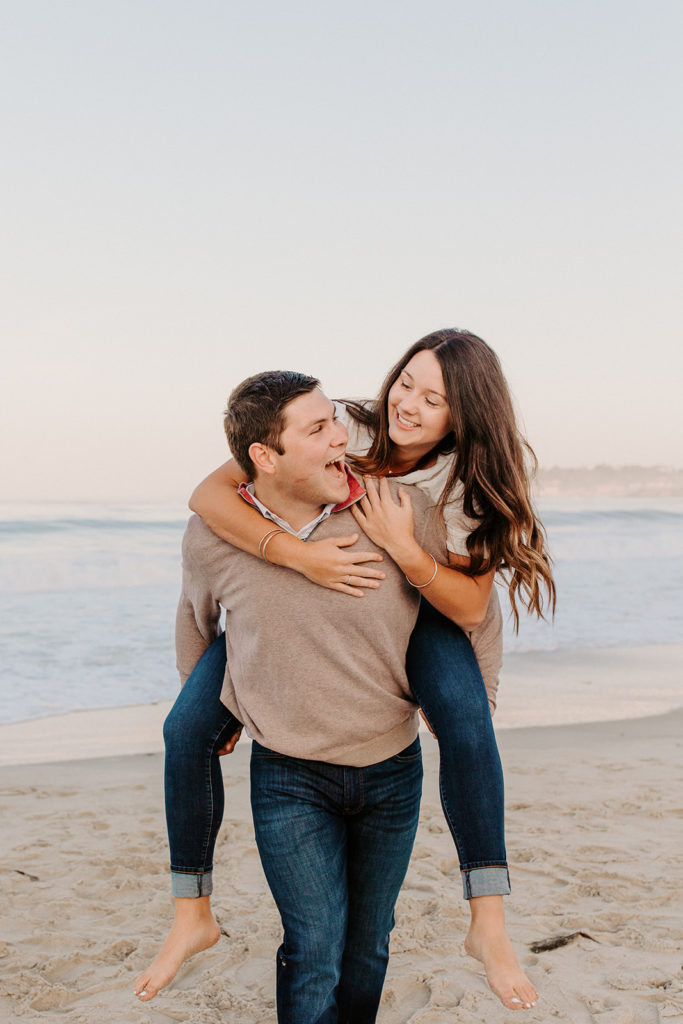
[176,481,501,766]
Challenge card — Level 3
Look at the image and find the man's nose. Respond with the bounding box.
[333,419,348,446]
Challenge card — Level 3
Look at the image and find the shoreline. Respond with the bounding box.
[1,642,681,767]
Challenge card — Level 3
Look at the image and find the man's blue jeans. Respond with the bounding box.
[163,600,508,898]
[250,738,423,1024]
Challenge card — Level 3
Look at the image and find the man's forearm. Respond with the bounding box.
[175,591,220,685]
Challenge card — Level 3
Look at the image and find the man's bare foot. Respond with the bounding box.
[464,895,538,1010]
[134,896,220,1001]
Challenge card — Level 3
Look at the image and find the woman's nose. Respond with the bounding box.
[398,399,418,417]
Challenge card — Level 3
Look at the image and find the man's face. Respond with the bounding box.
[270,389,349,506]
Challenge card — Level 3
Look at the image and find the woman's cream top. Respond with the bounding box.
[336,401,503,713]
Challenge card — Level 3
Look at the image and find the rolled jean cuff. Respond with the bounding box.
[171,870,213,898]
[462,865,511,899]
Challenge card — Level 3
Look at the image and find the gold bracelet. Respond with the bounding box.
[405,554,438,589]
[258,528,285,559]
[260,528,287,563]
[258,529,280,559]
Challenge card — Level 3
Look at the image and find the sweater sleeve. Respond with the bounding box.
[467,588,503,715]
[175,518,223,685]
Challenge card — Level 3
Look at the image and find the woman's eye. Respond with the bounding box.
[400,380,410,390]
[425,398,438,408]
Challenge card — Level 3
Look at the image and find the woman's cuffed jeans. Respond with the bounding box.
[250,737,423,1024]
[407,599,509,898]
[163,634,239,897]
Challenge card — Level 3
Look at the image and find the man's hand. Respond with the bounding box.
[419,710,436,738]
[217,727,243,756]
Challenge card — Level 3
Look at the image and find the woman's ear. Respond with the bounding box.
[248,442,277,476]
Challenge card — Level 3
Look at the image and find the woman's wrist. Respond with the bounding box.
[262,529,307,570]
[386,541,435,582]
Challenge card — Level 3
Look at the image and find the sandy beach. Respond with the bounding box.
[1,652,682,1022]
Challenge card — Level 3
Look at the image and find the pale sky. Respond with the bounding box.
[2,0,682,501]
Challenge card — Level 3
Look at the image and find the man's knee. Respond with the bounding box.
[282,913,346,975]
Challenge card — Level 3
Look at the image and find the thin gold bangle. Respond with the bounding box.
[405,554,438,589]
[261,529,287,563]
[259,528,285,559]
[258,528,278,561]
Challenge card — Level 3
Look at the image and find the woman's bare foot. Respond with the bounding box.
[464,895,538,1010]
[134,896,220,1001]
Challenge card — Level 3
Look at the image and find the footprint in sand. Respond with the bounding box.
[382,973,432,1021]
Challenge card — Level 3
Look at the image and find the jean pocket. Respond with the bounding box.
[251,740,286,759]
[391,737,422,762]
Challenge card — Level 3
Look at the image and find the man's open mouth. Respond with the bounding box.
[324,456,346,476]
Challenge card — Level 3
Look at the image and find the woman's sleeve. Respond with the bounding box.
[441,485,482,557]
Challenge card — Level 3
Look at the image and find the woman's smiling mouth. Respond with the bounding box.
[395,411,420,429]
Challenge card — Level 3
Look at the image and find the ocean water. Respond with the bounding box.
[1,498,682,725]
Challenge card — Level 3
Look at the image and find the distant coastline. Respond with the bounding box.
[535,465,683,498]
[3,466,683,507]
[2,466,683,506]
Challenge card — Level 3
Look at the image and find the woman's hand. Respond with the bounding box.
[296,534,386,596]
[350,476,420,561]
[348,477,494,630]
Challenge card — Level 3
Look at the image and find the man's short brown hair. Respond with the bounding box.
[224,370,320,476]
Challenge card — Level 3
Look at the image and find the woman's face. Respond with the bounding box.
[387,349,452,454]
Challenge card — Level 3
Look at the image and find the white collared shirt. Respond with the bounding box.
[241,482,336,540]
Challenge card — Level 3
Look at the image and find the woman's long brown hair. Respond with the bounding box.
[346,328,556,628]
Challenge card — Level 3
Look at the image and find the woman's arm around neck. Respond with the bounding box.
[189,461,386,595]
[350,475,494,631]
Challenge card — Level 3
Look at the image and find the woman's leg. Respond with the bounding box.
[406,600,537,1010]
[135,634,242,1002]
[406,599,508,895]
[164,634,240,895]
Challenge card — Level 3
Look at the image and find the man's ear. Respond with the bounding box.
[248,442,277,476]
